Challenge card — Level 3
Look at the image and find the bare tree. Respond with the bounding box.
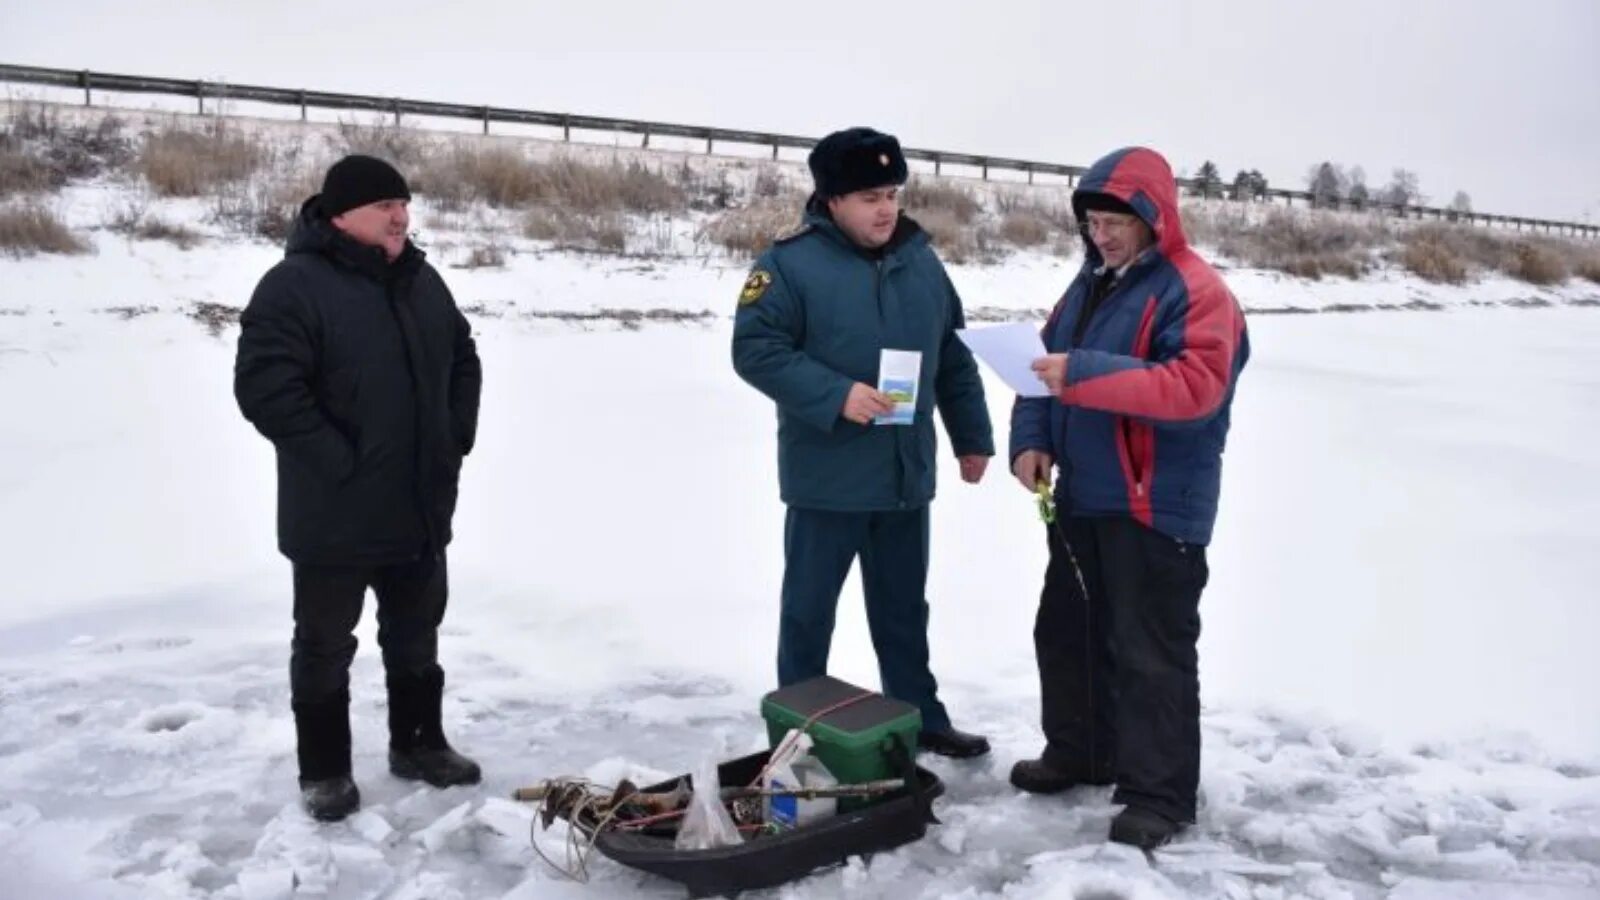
[1449,190,1472,213]
[1380,168,1423,208]
[1347,166,1370,209]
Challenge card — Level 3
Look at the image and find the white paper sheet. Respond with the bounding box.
[956,323,1052,398]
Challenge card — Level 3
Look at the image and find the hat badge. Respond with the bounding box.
[879,153,890,167]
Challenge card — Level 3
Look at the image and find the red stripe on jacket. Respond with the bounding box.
[1059,251,1243,424]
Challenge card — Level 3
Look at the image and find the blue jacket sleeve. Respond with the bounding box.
[1008,310,1057,462]
[933,272,995,456]
[730,256,854,433]
[1009,396,1052,464]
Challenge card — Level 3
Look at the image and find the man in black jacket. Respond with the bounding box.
[235,155,483,822]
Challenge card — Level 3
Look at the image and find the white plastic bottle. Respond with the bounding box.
[789,753,838,826]
[764,729,813,830]
[764,730,840,829]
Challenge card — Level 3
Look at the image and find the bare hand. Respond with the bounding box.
[842,382,895,425]
[957,455,989,484]
[1011,450,1054,491]
[1031,353,1070,395]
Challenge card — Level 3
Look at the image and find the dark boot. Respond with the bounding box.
[299,775,360,822]
[918,726,991,759]
[387,668,481,787]
[1109,805,1183,850]
[389,746,482,787]
[293,692,359,821]
[1009,757,1114,795]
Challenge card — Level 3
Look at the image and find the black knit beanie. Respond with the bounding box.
[320,155,411,218]
[1073,190,1140,221]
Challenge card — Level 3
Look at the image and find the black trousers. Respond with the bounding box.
[289,554,448,706]
[777,506,950,731]
[1034,516,1208,822]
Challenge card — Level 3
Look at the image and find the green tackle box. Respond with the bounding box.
[760,676,921,787]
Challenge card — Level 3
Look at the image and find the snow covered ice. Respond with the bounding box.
[1,171,1598,898]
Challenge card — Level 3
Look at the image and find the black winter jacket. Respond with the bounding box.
[235,198,481,565]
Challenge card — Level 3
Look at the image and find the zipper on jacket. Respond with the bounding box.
[876,258,909,507]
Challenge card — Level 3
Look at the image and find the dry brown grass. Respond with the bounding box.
[140,124,265,197]
[1393,224,1598,286]
[416,145,540,210]
[1180,201,1255,251]
[996,188,1071,220]
[998,209,1053,249]
[1413,224,1514,270]
[533,156,686,214]
[460,243,508,269]
[1395,224,1506,283]
[134,217,202,249]
[0,202,92,257]
[1572,246,1600,284]
[336,121,429,168]
[417,146,686,216]
[1399,232,1469,284]
[1510,241,1570,285]
[699,193,806,257]
[904,176,980,224]
[0,144,53,196]
[211,166,322,242]
[110,199,203,249]
[753,165,788,199]
[1209,208,1386,280]
[3,105,134,190]
[916,206,1000,265]
[524,207,628,253]
[189,301,241,337]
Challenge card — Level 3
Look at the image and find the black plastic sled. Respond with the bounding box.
[588,745,944,898]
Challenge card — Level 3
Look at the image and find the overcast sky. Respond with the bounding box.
[2,0,1596,221]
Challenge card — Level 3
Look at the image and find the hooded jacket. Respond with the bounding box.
[1011,148,1248,545]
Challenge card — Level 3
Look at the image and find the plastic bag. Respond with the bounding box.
[675,757,741,850]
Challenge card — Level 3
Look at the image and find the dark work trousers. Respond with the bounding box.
[290,554,448,706]
[777,506,952,732]
[1034,515,1209,823]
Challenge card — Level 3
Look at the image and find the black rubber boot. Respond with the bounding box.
[299,775,361,822]
[389,746,482,787]
[1109,805,1183,850]
[1009,757,1114,794]
[293,692,359,821]
[917,726,991,759]
[387,667,481,787]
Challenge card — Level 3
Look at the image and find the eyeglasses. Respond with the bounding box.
[1082,213,1142,234]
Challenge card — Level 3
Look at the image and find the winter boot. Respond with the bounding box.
[1009,757,1114,795]
[299,775,360,822]
[918,726,991,759]
[1109,805,1183,850]
[387,667,481,788]
[293,692,360,821]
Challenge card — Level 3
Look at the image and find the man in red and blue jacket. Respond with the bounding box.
[1008,147,1249,849]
